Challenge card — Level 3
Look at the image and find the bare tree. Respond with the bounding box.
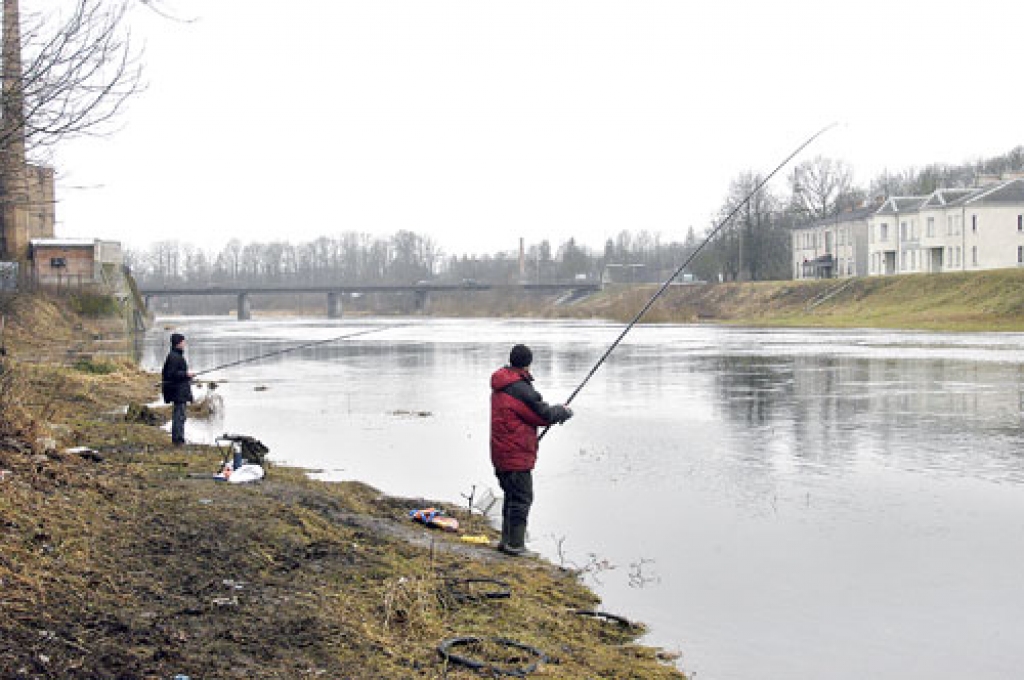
[709,171,786,281]
[1,0,148,258]
[5,0,144,156]
[788,156,855,219]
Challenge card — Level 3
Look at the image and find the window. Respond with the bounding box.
[900,222,908,240]
[1018,215,1023,232]
[972,246,978,266]
[972,215,978,232]
[955,215,962,235]
[927,217,935,237]
[1018,246,1023,264]
[947,215,953,235]
[880,223,888,241]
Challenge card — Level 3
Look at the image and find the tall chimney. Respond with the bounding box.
[1,0,29,260]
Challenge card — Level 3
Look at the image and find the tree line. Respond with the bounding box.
[129,230,693,288]
[132,143,1024,287]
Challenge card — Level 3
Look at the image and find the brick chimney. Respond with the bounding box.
[1,0,30,261]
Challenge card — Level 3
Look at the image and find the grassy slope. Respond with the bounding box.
[0,295,684,679]
[558,269,1024,331]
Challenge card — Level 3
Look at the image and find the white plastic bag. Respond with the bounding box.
[227,464,265,484]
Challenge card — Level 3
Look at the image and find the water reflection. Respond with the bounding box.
[695,350,1024,486]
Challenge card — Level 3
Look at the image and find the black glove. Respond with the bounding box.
[557,405,573,424]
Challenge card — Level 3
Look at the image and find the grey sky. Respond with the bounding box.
[52,0,1024,257]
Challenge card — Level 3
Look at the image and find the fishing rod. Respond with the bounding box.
[539,123,836,441]
[159,324,401,384]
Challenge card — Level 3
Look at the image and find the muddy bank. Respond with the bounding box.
[0,296,684,679]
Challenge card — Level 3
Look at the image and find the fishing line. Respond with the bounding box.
[539,123,836,441]
[160,324,401,383]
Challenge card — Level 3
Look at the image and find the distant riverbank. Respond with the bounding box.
[142,269,1024,332]
[425,269,1024,332]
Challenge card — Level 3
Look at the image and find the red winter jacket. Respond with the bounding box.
[490,366,569,472]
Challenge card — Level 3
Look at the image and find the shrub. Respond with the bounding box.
[72,358,118,375]
[67,292,119,317]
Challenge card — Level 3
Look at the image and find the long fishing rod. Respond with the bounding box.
[160,324,400,384]
[539,123,836,441]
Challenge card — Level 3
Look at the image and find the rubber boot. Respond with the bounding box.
[499,522,536,557]
[497,519,511,552]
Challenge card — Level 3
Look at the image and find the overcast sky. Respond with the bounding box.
[50,0,1024,258]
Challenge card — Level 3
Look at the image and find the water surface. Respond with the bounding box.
[144,318,1024,680]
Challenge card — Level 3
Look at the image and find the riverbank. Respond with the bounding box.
[565,269,1024,331]
[418,269,1024,332]
[0,295,684,679]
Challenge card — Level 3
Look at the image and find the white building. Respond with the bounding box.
[791,206,874,279]
[867,177,1024,275]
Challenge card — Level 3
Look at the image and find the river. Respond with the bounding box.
[143,317,1024,680]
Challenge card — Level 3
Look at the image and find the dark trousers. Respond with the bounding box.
[496,470,533,548]
[171,401,187,444]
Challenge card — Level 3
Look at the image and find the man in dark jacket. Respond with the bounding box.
[490,344,573,556]
[161,333,194,445]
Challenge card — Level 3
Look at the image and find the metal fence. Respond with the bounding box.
[0,262,19,291]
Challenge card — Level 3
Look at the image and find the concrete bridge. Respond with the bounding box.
[138,282,601,320]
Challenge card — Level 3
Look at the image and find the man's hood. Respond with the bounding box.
[491,366,531,392]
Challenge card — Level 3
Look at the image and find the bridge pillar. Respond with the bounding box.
[414,289,429,313]
[237,293,251,321]
[327,291,343,319]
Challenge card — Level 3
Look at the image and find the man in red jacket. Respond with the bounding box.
[490,344,573,556]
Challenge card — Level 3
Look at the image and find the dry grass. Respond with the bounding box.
[561,269,1024,331]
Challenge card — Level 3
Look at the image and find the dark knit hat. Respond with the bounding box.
[170,333,185,347]
[509,344,532,368]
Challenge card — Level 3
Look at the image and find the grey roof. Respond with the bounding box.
[920,188,975,208]
[792,179,1024,231]
[794,205,875,231]
[875,196,926,215]
[964,178,1024,205]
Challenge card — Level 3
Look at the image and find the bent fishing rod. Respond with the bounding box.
[539,123,836,441]
[159,324,401,384]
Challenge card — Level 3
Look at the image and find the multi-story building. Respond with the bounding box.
[791,206,874,279]
[793,176,1024,279]
[867,177,1024,275]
